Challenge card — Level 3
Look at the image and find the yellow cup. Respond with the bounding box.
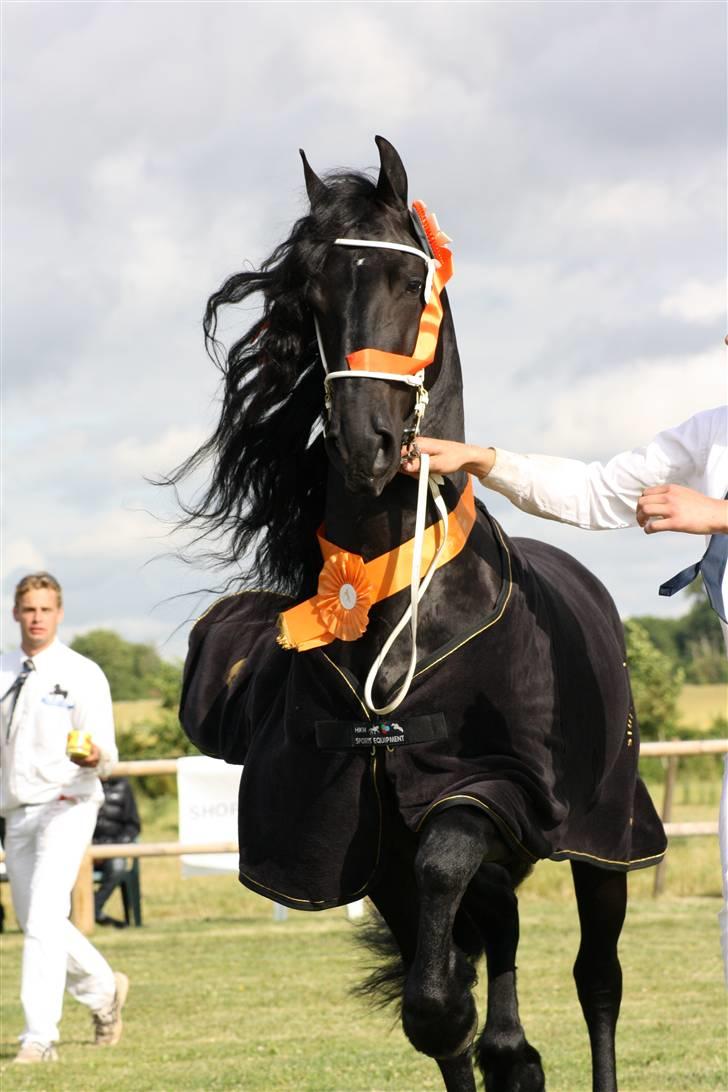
[66,730,92,760]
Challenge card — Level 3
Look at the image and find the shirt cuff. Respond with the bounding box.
[95,749,117,779]
[479,448,530,498]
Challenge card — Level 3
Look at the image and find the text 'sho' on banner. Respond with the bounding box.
[177,754,243,877]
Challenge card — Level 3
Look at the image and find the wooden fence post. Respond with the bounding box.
[653,754,679,897]
[71,850,95,934]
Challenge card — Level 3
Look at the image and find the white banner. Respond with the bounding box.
[177,754,242,877]
[176,753,365,919]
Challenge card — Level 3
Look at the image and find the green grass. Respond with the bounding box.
[677,684,727,732]
[1,779,725,1091]
[1,891,724,1091]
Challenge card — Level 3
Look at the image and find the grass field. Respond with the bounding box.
[113,699,164,733]
[1,781,726,1092]
[0,888,723,1091]
[677,684,727,732]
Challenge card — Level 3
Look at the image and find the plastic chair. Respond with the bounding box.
[93,855,142,927]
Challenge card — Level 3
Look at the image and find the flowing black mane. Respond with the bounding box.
[172,170,402,597]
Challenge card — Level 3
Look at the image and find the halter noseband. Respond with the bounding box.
[314,200,453,445]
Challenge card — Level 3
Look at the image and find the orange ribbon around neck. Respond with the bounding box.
[345,200,454,377]
[277,478,476,652]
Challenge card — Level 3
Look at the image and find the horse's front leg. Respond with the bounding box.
[571,861,626,1092]
[472,862,545,1092]
[402,807,501,1076]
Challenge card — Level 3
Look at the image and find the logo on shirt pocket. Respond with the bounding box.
[42,684,75,710]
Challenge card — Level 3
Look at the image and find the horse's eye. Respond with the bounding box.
[406,278,424,295]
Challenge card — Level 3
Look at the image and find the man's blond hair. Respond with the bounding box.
[14,572,63,608]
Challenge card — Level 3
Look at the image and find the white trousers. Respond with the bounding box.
[4,798,116,1044]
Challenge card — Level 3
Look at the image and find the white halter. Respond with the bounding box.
[315,235,448,716]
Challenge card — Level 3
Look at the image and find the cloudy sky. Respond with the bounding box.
[2,1,726,660]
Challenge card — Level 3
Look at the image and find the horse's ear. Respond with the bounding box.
[299,149,329,207]
[375,135,408,208]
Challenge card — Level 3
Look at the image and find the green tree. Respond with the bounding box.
[623,619,685,740]
[627,587,727,685]
[72,631,193,796]
[116,656,195,796]
[70,629,181,700]
[673,597,728,683]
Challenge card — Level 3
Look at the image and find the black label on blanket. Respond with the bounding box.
[315,714,448,751]
[352,722,406,746]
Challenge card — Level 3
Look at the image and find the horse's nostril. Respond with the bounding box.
[373,442,393,475]
[373,424,396,457]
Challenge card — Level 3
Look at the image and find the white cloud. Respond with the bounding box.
[110,428,208,478]
[2,538,49,577]
[90,148,148,197]
[537,350,725,458]
[660,279,726,325]
[581,180,682,231]
[56,509,166,561]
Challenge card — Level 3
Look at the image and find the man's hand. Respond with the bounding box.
[637,484,728,535]
[71,742,101,768]
[401,437,497,479]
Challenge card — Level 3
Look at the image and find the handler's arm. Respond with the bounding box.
[404,412,713,531]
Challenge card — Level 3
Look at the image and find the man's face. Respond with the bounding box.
[13,588,64,654]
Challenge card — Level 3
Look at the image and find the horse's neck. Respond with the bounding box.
[320,342,503,703]
[321,471,502,704]
[323,471,426,559]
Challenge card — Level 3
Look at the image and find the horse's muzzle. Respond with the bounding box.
[326,423,400,496]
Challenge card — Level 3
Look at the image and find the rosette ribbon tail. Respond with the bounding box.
[276,602,337,652]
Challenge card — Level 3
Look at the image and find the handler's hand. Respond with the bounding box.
[400,437,497,479]
[71,742,101,768]
[637,484,728,535]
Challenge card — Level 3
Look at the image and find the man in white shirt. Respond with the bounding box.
[0,572,129,1064]
[402,404,728,979]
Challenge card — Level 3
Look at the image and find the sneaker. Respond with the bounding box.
[92,971,129,1046]
[13,1040,59,1064]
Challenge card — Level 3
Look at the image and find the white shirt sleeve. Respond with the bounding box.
[482,410,716,530]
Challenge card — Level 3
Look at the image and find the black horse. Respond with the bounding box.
[178,137,666,1092]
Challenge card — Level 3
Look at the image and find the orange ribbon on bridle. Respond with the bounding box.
[343,200,454,376]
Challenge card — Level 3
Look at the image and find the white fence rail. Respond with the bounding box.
[2,742,724,932]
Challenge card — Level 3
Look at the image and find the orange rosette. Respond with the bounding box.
[314,551,373,642]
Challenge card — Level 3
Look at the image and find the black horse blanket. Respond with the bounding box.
[180,519,666,910]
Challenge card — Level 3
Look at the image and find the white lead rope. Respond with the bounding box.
[313,233,446,717]
[363,453,448,716]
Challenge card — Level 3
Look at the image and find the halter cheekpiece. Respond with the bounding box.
[280,202,463,717]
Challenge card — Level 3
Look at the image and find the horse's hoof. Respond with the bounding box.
[478,1039,545,1092]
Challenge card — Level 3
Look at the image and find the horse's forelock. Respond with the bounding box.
[296,171,411,258]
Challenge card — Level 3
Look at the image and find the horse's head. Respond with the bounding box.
[302,137,445,497]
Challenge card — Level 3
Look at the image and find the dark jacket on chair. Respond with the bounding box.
[93,778,141,846]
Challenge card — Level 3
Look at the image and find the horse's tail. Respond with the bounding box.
[351,906,484,1013]
[351,910,407,1012]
